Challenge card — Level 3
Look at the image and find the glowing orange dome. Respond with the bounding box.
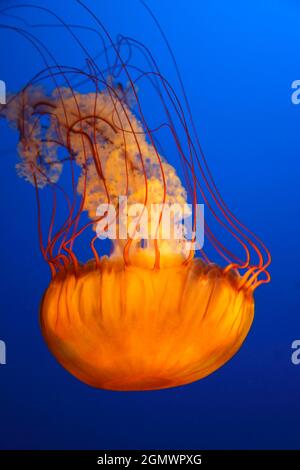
[41,255,254,390]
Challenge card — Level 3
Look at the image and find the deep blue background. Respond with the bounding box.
[0,0,300,449]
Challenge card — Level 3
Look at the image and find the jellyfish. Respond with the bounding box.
[1,3,270,390]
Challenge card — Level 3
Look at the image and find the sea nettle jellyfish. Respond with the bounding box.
[1,2,270,390]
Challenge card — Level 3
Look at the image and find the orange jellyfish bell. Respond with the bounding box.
[2,11,270,390]
[41,257,254,390]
